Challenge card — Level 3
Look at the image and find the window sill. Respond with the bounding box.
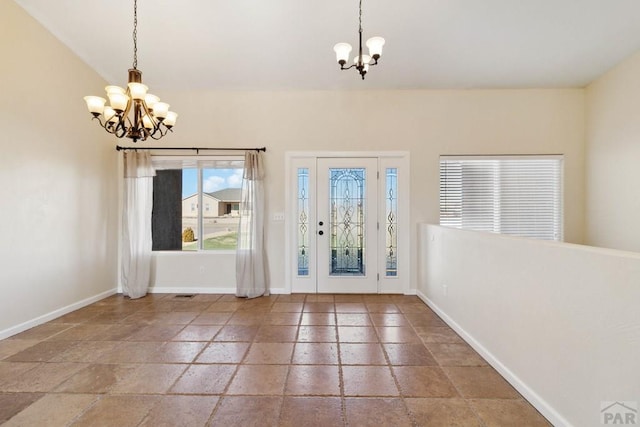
[152,250,236,256]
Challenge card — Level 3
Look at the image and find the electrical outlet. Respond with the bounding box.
[442,284,448,297]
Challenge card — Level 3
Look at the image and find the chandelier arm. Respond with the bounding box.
[90,112,128,139]
[114,118,128,138]
[133,100,148,142]
[138,100,156,141]
[122,111,135,136]
[340,64,358,71]
[90,115,106,128]
[146,127,158,138]
[104,120,123,138]
[141,101,166,140]
[140,100,161,131]
[121,95,134,124]
[95,116,125,138]
[105,124,119,136]
[148,129,166,140]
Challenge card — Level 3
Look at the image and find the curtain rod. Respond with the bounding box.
[116,145,266,152]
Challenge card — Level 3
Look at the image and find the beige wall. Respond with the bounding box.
[0,1,118,336]
[419,225,640,427]
[585,51,640,252]
[149,88,585,292]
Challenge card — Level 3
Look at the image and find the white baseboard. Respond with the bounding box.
[416,290,570,427]
[149,287,236,294]
[148,287,288,295]
[0,288,117,340]
[148,287,410,296]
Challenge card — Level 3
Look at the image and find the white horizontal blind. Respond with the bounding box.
[439,156,563,241]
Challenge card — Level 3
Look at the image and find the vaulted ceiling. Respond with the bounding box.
[15,0,640,91]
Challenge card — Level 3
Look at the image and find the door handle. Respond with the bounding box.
[318,221,324,226]
[318,230,324,236]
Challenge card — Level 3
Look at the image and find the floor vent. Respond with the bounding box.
[174,294,196,299]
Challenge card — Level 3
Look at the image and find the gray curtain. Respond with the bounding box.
[235,151,268,298]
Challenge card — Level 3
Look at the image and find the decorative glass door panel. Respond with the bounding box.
[317,158,378,293]
[329,168,366,276]
[297,168,310,276]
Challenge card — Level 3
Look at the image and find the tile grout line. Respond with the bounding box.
[370,303,420,426]
[191,295,239,426]
[333,303,349,427]
[274,303,299,426]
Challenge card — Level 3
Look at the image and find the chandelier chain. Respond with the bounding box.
[132,0,138,69]
[359,0,363,34]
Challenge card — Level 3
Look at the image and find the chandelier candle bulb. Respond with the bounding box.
[153,102,169,120]
[103,106,118,123]
[164,111,178,128]
[127,82,148,100]
[83,96,106,116]
[334,43,353,65]
[366,37,385,59]
[105,85,126,95]
[144,94,160,109]
[107,92,128,112]
[142,115,154,129]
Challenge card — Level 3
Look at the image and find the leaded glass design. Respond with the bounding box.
[329,168,366,276]
[297,168,309,276]
[386,168,398,276]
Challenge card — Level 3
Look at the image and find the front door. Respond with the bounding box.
[316,158,378,293]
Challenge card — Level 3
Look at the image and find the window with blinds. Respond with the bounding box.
[439,155,563,241]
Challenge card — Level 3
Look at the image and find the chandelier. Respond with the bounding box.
[83,0,177,142]
[333,0,385,80]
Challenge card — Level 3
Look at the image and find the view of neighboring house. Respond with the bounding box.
[181,188,241,218]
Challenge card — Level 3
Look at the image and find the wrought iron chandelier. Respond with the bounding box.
[333,0,385,80]
[83,0,177,142]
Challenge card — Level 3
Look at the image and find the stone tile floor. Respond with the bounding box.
[0,293,550,426]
